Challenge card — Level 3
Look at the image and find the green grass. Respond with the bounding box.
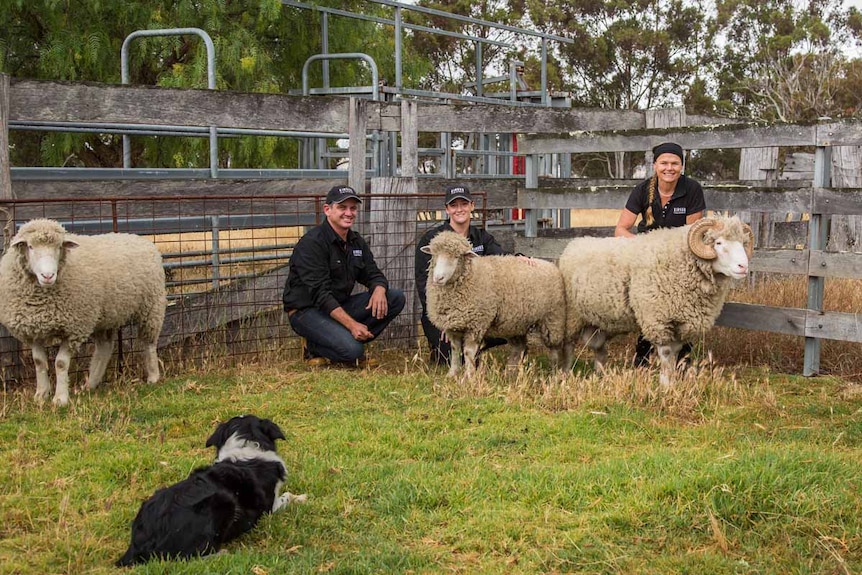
[1,358,861,574]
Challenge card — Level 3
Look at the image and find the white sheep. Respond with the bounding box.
[0,219,167,406]
[420,231,566,377]
[559,215,753,386]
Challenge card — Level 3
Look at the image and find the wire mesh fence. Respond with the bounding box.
[0,191,488,386]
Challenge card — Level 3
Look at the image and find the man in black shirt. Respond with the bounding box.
[415,185,514,366]
[614,142,706,367]
[283,185,405,367]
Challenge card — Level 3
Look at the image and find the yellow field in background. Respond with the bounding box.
[145,226,304,254]
[567,209,619,227]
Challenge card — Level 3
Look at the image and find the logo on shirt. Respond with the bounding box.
[352,249,363,257]
[673,207,687,215]
[472,245,484,254]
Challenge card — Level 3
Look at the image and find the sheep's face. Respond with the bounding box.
[688,219,752,280]
[421,231,476,287]
[12,231,79,288]
[428,252,461,286]
[708,235,749,279]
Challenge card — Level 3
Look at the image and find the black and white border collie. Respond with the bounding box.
[116,415,307,566]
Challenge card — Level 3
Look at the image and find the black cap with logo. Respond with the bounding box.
[325,185,362,205]
[444,185,473,205]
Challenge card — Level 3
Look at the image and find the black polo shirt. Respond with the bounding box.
[282,219,388,315]
[414,222,506,311]
[625,174,706,233]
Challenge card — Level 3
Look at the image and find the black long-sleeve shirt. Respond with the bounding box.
[283,220,388,315]
[414,222,506,312]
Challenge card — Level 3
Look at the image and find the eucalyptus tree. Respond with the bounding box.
[524,0,716,111]
[714,0,862,121]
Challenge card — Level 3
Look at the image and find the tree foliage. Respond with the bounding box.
[712,0,862,121]
[3,0,862,171]
[0,0,423,168]
[521,0,717,110]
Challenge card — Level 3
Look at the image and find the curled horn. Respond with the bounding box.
[742,223,755,260]
[687,218,720,260]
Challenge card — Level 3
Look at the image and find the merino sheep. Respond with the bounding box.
[420,231,566,377]
[559,215,753,385]
[0,219,167,406]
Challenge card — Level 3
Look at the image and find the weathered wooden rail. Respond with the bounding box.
[1,73,860,379]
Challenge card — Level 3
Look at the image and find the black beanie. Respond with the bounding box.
[652,142,684,163]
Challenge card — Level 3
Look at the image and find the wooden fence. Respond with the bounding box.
[1,73,860,378]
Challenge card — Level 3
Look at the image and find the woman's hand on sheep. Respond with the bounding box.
[516,255,536,267]
[367,286,389,320]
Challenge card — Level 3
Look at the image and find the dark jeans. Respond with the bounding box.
[634,335,692,368]
[289,289,405,363]
[420,312,506,366]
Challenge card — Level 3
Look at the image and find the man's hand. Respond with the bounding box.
[349,320,374,342]
[366,285,389,319]
[331,306,373,341]
[516,254,537,267]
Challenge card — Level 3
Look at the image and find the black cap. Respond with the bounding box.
[651,142,685,163]
[444,185,473,205]
[325,185,362,205]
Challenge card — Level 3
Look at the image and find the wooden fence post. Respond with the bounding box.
[348,97,367,194]
[829,146,862,251]
[738,147,779,249]
[0,72,22,379]
[0,73,13,245]
[0,74,11,205]
[804,146,831,376]
[524,153,538,238]
[645,108,686,167]
[400,100,418,177]
[368,177,418,348]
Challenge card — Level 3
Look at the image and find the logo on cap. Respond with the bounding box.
[326,185,361,204]
[445,186,473,204]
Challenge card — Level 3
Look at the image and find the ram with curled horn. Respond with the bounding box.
[558,215,754,386]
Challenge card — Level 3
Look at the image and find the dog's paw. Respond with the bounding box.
[274,491,307,511]
[287,492,308,504]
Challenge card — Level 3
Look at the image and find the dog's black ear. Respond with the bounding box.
[260,419,286,442]
[205,421,230,448]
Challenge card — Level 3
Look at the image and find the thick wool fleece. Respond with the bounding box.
[0,219,167,353]
[424,231,565,349]
[558,215,750,346]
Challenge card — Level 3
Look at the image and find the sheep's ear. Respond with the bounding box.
[466,251,479,258]
[419,245,433,255]
[62,239,80,250]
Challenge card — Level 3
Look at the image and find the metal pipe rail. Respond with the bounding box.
[302,53,380,100]
[281,0,513,48]
[121,28,218,177]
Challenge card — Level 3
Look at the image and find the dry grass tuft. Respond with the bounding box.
[427,351,776,420]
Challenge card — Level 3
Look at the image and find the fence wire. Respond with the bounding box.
[0,192,487,385]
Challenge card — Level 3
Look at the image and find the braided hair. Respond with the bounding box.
[645,175,658,228]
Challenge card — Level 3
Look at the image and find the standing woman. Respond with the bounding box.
[614,142,706,366]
